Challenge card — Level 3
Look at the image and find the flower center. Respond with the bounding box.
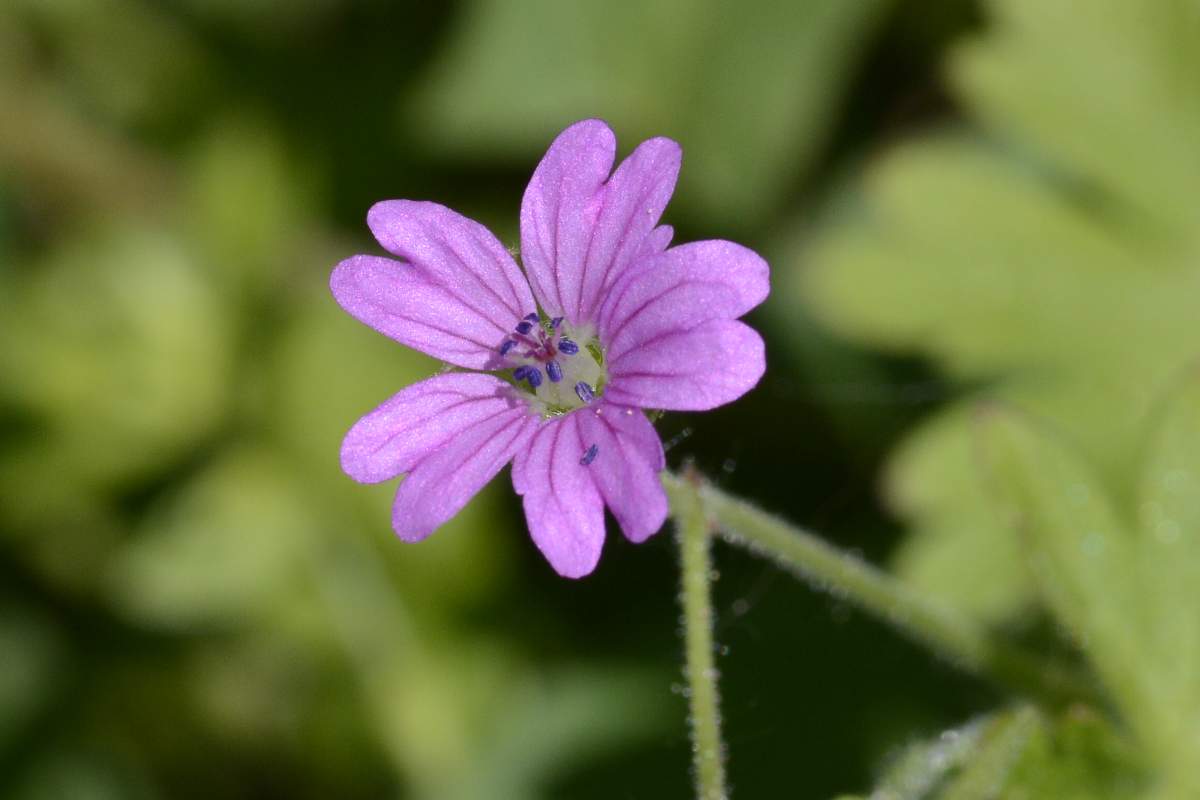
[497,314,606,417]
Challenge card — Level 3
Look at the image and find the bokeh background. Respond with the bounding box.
[3,1,1196,797]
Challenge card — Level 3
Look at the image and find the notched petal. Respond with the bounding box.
[579,405,668,543]
[512,415,606,578]
[520,120,682,325]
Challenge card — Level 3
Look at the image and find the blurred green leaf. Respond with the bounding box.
[8,0,211,128]
[976,410,1146,735]
[181,118,317,300]
[999,707,1146,800]
[436,666,669,800]
[886,407,1035,624]
[105,447,319,630]
[1133,369,1200,782]
[865,706,1144,800]
[800,0,1200,625]
[412,0,890,225]
[953,0,1200,238]
[977,395,1200,792]
[0,225,232,598]
[872,714,990,800]
[936,706,1039,800]
[0,227,231,492]
[0,606,62,753]
[11,749,156,800]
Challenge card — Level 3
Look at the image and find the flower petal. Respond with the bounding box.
[340,373,522,484]
[605,319,766,411]
[577,405,667,543]
[575,137,681,321]
[599,240,769,362]
[520,120,615,318]
[331,201,535,369]
[519,120,681,324]
[330,255,502,369]
[511,415,606,578]
[638,225,674,261]
[368,200,536,325]
[391,404,537,542]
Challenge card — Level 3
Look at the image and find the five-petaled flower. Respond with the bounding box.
[331,120,768,577]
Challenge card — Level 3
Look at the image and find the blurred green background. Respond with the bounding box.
[3,0,1197,797]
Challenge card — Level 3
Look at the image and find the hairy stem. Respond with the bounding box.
[663,472,1093,709]
[676,470,729,800]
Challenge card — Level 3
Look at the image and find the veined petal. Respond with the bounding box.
[577,405,667,543]
[331,255,507,369]
[340,373,522,484]
[606,319,765,411]
[391,406,537,542]
[330,201,535,368]
[368,201,535,325]
[576,137,681,321]
[520,120,615,318]
[511,415,606,578]
[638,225,674,261]
[519,120,681,324]
[599,240,769,362]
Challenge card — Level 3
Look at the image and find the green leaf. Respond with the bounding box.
[0,227,232,491]
[872,714,991,800]
[7,0,212,128]
[799,0,1200,626]
[863,707,1145,800]
[953,0,1200,238]
[999,707,1147,800]
[0,607,62,753]
[976,410,1150,742]
[104,447,321,630]
[936,706,1040,800]
[1134,369,1200,780]
[181,117,315,300]
[410,0,890,225]
[887,407,1035,625]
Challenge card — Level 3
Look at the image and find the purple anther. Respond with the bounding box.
[574,381,594,404]
[526,367,543,388]
[512,365,530,380]
[551,317,563,328]
[558,338,579,355]
[546,360,563,383]
[515,320,533,335]
[580,444,599,466]
[499,339,518,356]
[524,312,540,323]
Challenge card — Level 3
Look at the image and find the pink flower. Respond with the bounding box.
[331,120,768,577]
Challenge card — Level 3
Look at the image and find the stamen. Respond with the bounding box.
[523,312,540,323]
[526,367,543,388]
[574,381,594,404]
[512,365,530,380]
[558,338,579,355]
[498,339,517,356]
[546,360,563,382]
[580,444,599,466]
[551,317,563,328]
[515,320,534,335]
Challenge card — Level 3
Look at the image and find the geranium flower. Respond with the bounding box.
[331,120,767,577]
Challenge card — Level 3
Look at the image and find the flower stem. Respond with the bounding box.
[663,472,1093,709]
[676,469,729,800]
